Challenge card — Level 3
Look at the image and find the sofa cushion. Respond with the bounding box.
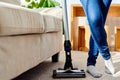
[0,2,63,36]
[0,2,45,36]
[39,8,63,33]
[0,0,20,5]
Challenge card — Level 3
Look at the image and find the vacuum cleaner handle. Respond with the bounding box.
[63,0,69,40]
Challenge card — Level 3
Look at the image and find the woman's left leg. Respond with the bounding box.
[80,0,105,78]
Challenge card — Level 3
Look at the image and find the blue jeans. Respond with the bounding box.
[80,0,112,66]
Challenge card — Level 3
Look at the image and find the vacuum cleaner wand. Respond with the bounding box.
[52,0,86,78]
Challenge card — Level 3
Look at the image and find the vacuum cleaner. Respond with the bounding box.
[52,0,86,78]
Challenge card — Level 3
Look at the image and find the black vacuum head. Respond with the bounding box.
[53,69,86,78]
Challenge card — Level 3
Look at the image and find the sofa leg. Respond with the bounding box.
[52,52,59,62]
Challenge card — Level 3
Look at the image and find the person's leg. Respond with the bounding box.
[88,0,114,67]
[87,37,102,78]
[80,0,102,78]
[80,0,114,77]
[80,0,99,67]
[87,36,99,66]
[83,0,110,62]
[80,0,110,66]
[100,0,115,74]
[87,0,113,67]
[100,0,112,24]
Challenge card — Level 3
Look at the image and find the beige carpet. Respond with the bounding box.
[13,51,120,80]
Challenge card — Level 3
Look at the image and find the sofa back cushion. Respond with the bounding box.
[0,2,45,36]
[0,0,20,5]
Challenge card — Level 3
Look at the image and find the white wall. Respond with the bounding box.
[112,0,120,3]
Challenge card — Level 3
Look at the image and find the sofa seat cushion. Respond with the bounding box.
[0,2,45,36]
[39,8,63,33]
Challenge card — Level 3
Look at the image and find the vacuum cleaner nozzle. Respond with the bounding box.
[53,68,86,78]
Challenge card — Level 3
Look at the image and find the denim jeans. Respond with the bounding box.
[80,0,112,66]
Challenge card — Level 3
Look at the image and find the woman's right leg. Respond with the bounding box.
[87,36,99,66]
[80,0,103,78]
[80,0,99,67]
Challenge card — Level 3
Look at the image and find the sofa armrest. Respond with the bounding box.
[0,2,45,35]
